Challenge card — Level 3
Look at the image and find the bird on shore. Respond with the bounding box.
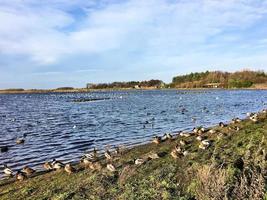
[179,140,188,146]
[115,146,121,155]
[51,159,64,170]
[152,136,162,144]
[163,133,173,140]
[148,152,160,160]
[171,149,179,159]
[231,118,241,124]
[107,164,116,172]
[199,139,211,150]
[219,122,226,128]
[22,166,36,176]
[43,162,53,170]
[16,171,27,181]
[80,157,92,166]
[64,164,76,175]
[175,145,182,153]
[105,149,112,160]
[180,132,191,137]
[84,147,98,161]
[3,164,13,176]
[208,129,216,134]
[135,158,146,165]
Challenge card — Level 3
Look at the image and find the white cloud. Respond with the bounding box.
[0,0,267,67]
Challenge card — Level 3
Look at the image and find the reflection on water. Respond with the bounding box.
[0,90,266,175]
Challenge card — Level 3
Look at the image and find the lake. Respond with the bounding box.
[0,89,266,176]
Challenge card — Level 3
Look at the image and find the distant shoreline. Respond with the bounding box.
[0,86,267,94]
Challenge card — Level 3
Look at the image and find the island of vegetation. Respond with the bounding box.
[0,110,266,199]
[0,70,267,94]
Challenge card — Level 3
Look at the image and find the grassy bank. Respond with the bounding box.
[0,111,267,200]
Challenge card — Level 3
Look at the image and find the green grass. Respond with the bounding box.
[0,112,266,200]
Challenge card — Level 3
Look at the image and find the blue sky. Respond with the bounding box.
[0,0,267,89]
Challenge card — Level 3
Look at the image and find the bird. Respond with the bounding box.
[107,164,116,172]
[182,151,189,156]
[3,164,13,176]
[51,159,64,170]
[16,138,25,144]
[175,145,182,153]
[152,136,162,144]
[16,171,27,181]
[105,149,112,160]
[219,122,226,128]
[171,149,180,159]
[135,158,146,165]
[164,133,173,140]
[196,136,203,141]
[148,153,160,159]
[84,147,98,161]
[64,164,76,175]
[43,162,53,170]
[179,140,187,146]
[115,146,121,155]
[22,166,35,176]
[193,127,199,134]
[208,129,216,134]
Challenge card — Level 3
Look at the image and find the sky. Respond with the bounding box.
[0,0,267,89]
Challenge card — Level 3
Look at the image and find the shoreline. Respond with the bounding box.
[0,87,267,95]
[0,110,266,199]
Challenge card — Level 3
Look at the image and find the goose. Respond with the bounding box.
[193,127,198,134]
[3,164,13,176]
[175,145,182,153]
[208,129,216,134]
[105,149,112,160]
[164,133,173,140]
[22,166,35,176]
[201,139,211,146]
[179,140,188,146]
[43,162,53,170]
[84,147,98,161]
[88,162,102,171]
[171,149,179,159]
[148,153,160,159]
[182,151,189,156]
[196,136,203,141]
[64,164,76,175]
[152,136,162,144]
[115,146,121,155]
[135,158,146,165]
[107,164,116,172]
[219,122,226,128]
[16,171,27,181]
[180,132,191,137]
[51,159,64,170]
[16,138,25,144]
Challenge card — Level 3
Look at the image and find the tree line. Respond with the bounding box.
[170,70,267,88]
[87,79,164,89]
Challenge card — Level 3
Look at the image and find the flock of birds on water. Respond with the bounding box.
[1,108,266,182]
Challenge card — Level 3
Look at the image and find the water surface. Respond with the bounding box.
[0,90,266,175]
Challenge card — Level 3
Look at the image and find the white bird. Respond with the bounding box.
[3,164,13,176]
[107,164,116,172]
[135,158,146,165]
